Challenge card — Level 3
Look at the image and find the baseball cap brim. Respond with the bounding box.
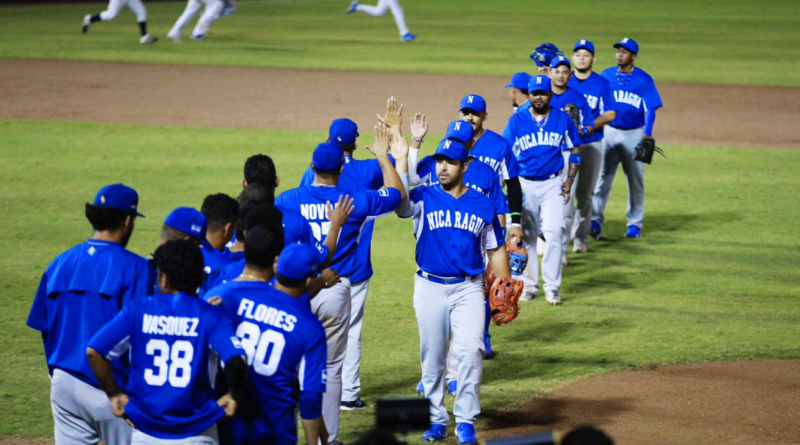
[613,42,638,53]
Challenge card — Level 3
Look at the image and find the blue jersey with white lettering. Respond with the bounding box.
[405,185,505,277]
[299,155,388,283]
[503,107,582,179]
[27,239,153,388]
[87,292,244,439]
[417,156,509,215]
[202,248,236,276]
[601,66,663,129]
[275,185,401,277]
[568,72,615,143]
[549,87,595,149]
[471,129,520,180]
[211,281,327,445]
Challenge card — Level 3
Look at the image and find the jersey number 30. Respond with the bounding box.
[236,321,285,376]
[144,339,194,388]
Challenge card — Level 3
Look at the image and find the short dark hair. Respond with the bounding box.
[153,239,205,296]
[201,193,239,232]
[311,166,341,180]
[562,426,614,445]
[84,204,132,232]
[276,274,306,288]
[244,225,284,271]
[244,154,277,186]
[519,88,529,95]
[239,183,274,206]
[338,142,356,153]
[243,203,284,240]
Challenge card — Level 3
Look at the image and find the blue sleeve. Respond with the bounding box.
[299,168,315,187]
[581,99,595,128]
[565,116,582,149]
[300,325,327,396]
[488,176,509,215]
[600,83,615,113]
[27,272,50,332]
[363,188,401,217]
[206,307,245,363]
[125,259,156,305]
[491,214,505,246]
[503,119,516,148]
[643,79,664,111]
[645,108,657,136]
[296,213,315,245]
[503,140,520,178]
[87,301,136,359]
[299,391,323,420]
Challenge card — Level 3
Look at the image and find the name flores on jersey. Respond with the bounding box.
[237,298,297,332]
[142,314,200,337]
[426,210,487,236]
[514,131,564,152]
[614,90,642,108]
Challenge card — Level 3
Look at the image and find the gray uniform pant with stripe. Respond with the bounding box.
[562,140,604,250]
[592,127,646,229]
[342,279,370,402]
[520,176,565,293]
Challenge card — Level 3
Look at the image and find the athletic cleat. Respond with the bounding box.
[625,225,641,238]
[346,1,358,14]
[590,221,602,240]
[521,286,537,301]
[416,380,424,394]
[190,33,205,41]
[139,34,158,44]
[536,237,545,256]
[561,253,568,266]
[401,33,417,42]
[422,424,447,442]
[545,290,562,306]
[340,398,367,411]
[573,239,588,253]
[167,33,181,42]
[484,333,495,359]
[447,380,457,396]
[82,15,91,34]
[456,423,478,445]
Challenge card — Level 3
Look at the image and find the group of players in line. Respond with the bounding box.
[28,38,661,445]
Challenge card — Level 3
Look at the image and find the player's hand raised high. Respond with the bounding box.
[410,112,428,141]
[367,123,391,158]
[377,96,404,130]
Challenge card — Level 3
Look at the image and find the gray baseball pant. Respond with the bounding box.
[561,140,604,250]
[311,278,352,444]
[355,0,410,36]
[99,0,147,22]
[342,279,369,402]
[50,369,132,445]
[593,127,646,229]
[414,274,484,425]
[520,177,565,293]
[131,426,218,444]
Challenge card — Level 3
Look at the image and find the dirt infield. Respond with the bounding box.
[2,59,800,149]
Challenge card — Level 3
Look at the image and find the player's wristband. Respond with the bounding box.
[568,154,582,165]
[411,137,424,143]
[567,175,576,181]
[509,212,521,217]
[510,223,522,228]
[580,126,590,137]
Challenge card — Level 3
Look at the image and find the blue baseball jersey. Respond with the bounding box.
[516,101,531,114]
[275,185,401,277]
[568,72,615,143]
[27,239,153,388]
[503,107,582,179]
[601,66,663,129]
[211,281,327,445]
[404,185,505,277]
[549,87,596,148]
[299,155,389,283]
[471,129,520,181]
[416,156,509,215]
[223,247,246,262]
[202,247,236,276]
[87,292,244,439]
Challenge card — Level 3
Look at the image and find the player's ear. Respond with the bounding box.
[223,222,235,239]
[242,179,247,189]
[157,272,170,294]
[274,176,280,189]
[305,277,313,288]
[272,256,279,275]
[123,214,134,231]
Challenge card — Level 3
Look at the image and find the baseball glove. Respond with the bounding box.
[564,103,581,128]
[506,236,528,276]
[632,136,666,164]
[488,276,524,326]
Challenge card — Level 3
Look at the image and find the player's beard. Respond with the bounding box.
[532,103,549,115]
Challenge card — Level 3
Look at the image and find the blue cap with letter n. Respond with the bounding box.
[277,243,324,280]
[505,72,532,90]
[94,183,144,217]
[329,118,359,146]
[574,39,595,54]
[312,142,345,171]
[459,94,486,113]
[445,120,474,143]
[550,55,571,70]
[433,138,469,163]
[613,37,639,54]
[528,75,552,93]
[164,207,212,250]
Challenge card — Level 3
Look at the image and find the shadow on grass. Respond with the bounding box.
[482,396,635,430]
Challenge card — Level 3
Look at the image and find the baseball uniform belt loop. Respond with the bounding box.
[416,270,475,285]
[521,170,562,182]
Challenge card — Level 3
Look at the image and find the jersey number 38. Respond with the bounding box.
[144,339,194,388]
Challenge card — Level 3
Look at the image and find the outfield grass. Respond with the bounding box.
[1,119,799,441]
[2,0,800,86]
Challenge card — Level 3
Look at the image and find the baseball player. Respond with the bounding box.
[27,183,152,444]
[529,43,563,77]
[396,138,511,444]
[81,0,157,44]
[346,0,416,42]
[274,127,405,444]
[167,0,224,41]
[593,38,663,239]
[86,239,247,444]
[211,238,330,445]
[505,72,533,113]
[201,193,239,271]
[503,75,582,304]
[568,40,618,252]
[548,55,595,265]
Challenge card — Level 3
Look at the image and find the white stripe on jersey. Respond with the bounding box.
[298,356,306,391]
[105,335,130,360]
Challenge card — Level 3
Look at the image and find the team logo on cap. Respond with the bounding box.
[467,96,474,103]
[581,39,586,45]
[453,122,462,131]
[337,136,342,142]
[100,195,106,204]
[191,224,201,233]
[536,77,543,84]
[444,140,452,149]
[622,37,629,43]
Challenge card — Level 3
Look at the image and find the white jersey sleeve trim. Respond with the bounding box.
[481,223,500,251]
[105,335,130,360]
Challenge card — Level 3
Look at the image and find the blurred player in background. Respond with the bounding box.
[346,0,416,42]
[82,0,157,44]
[167,0,225,42]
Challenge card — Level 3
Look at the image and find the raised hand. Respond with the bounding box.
[367,123,391,158]
[377,96,404,130]
[389,127,409,159]
[410,112,428,142]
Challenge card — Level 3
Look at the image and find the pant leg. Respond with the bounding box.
[574,140,603,242]
[355,0,389,16]
[561,151,576,252]
[592,129,623,226]
[413,275,451,426]
[519,178,542,292]
[617,128,646,228]
[341,279,369,402]
[445,336,457,384]
[540,177,566,292]
[99,0,127,21]
[193,0,224,36]
[385,0,410,35]
[450,278,485,424]
[126,0,147,23]
[131,425,218,444]
[169,0,202,38]
[310,279,352,443]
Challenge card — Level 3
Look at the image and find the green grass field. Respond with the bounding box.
[1,119,799,442]
[2,0,800,86]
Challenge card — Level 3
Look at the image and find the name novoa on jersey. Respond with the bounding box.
[427,210,487,236]
[513,131,564,153]
[237,298,297,332]
[614,90,642,108]
[300,203,327,221]
[142,314,200,337]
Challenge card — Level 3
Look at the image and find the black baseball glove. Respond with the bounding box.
[633,136,666,164]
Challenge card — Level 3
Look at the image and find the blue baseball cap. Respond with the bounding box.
[459,94,487,113]
[613,37,639,54]
[505,72,533,90]
[312,142,344,171]
[550,55,571,70]
[277,243,325,280]
[93,183,144,217]
[329,118,359,146]
[446,120,474,143]
[574,39,595,54]
[433,138,469,162]
[164,207,212,250]
[528,75,552,94]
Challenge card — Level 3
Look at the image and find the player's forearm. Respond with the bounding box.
[322,227,340,266]
[86,347,122,398]
[378,153,406,202]
[592,110,616,129]
[224,356,247,401]
[568,146,581,178]
[302,418,327,445]
[487,246,511,278]
[505,177,522,225]
[307,276,328,298]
